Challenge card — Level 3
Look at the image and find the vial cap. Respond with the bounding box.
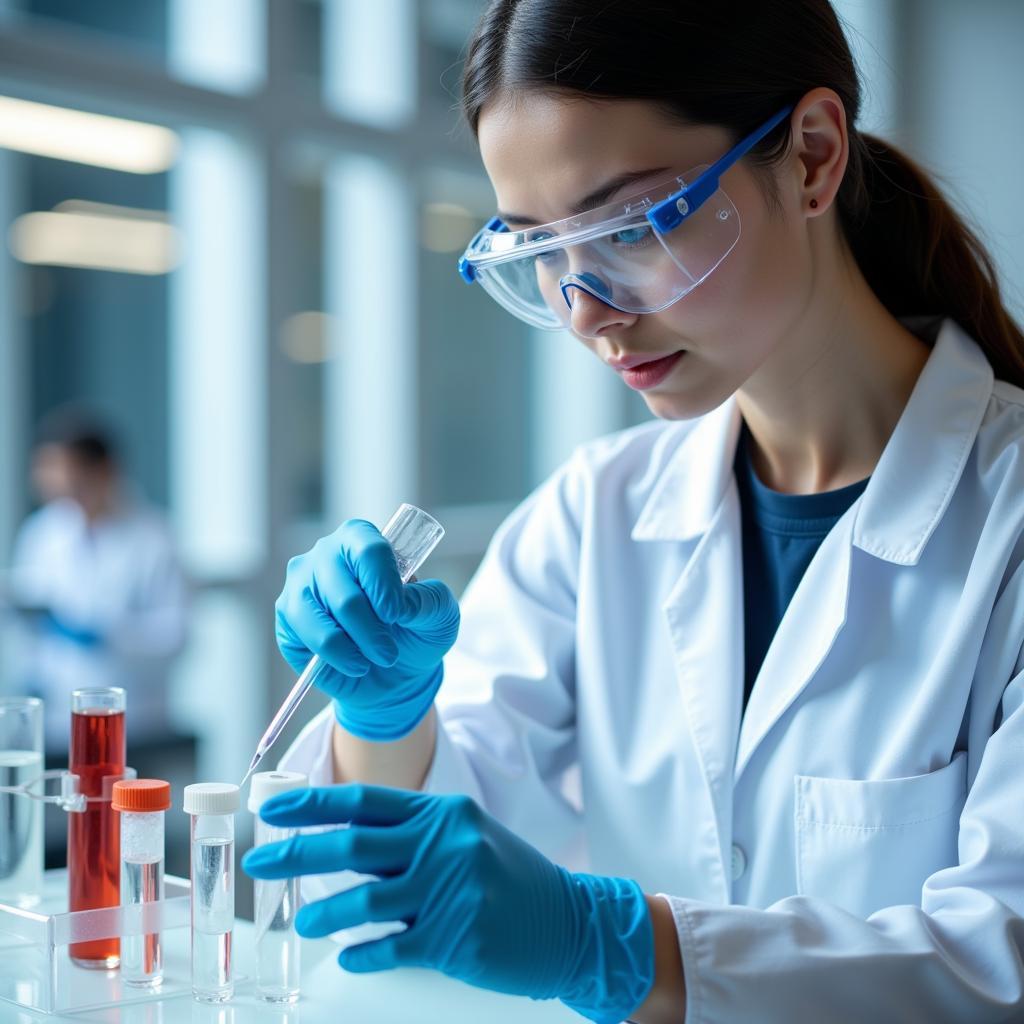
[112,778,171,813]
[247,770,309,813]
[183,782,240,816]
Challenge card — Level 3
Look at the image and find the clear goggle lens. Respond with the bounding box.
[465,166,740,330]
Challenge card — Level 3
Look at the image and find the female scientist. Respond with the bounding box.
[242,2,1024,1021]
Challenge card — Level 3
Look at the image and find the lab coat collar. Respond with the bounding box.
[631,317,993,565]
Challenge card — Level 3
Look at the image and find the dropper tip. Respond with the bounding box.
[239,759,258,790]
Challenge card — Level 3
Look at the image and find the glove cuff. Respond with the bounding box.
[558,874,656,1024]
[333,663,444,742]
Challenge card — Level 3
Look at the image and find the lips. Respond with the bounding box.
[616,350,686,390]
[606,351,681,371]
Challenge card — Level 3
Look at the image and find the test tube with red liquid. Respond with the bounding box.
[68,687,126,969]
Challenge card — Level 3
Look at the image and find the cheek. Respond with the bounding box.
[660,199,807,356]
[731,185,812,312]
[634,203,810,419]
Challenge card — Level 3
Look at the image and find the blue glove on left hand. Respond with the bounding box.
[40,609,102,648]
[242,784,655,1024]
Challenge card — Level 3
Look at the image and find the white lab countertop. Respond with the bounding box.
[9,917,584,1024]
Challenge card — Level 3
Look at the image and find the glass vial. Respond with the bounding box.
[68,687,126,968]
[381,504,445,583]
[0,696,44,908]
[184,783,239,1002]
[248,770,308,1002]
[112,779,170,987]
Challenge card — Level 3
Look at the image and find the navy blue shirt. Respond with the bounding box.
[735,419,870,709]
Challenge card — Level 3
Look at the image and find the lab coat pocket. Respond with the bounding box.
[794,752,967,919]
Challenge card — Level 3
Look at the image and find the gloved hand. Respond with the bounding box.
[275,520,460,741]
[241,784,654,1024]
[40,609,103,648]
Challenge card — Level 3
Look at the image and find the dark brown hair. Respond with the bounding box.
[460,0,1024,386]
[35,405,118,467]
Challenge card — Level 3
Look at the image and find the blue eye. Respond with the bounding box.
[527,231,566,265]
[612,225,653,248]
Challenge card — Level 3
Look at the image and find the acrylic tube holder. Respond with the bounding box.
[0,868,191,1015]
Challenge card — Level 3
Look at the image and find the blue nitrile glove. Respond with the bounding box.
[40,609,103,648]
[242,785,655,1024]
[275,520,460,741]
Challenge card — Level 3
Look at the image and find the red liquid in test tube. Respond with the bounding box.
[68,688,126,968]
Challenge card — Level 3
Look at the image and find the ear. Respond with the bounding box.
[788,87,849,218]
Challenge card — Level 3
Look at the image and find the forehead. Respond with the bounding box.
[477,92,730,224]
[34,443,70,463]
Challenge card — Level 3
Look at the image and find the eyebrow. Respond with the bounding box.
[496,167,672,227]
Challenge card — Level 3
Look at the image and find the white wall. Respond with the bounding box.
[901,0,1024,323]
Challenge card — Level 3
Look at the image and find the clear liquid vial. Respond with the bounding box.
[184,783,239,1002]
[0,697,44,910]
[248,770,307,1003]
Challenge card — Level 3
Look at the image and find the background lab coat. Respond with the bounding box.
[280,317,1024,1022]
[6,493,188,747]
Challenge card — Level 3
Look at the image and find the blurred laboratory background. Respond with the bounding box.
[0,0,1022,908]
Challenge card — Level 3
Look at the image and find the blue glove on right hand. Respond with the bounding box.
[275,519,460,741]
[242,784,655,1024]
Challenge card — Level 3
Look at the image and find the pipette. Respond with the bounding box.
[241,504,444,788]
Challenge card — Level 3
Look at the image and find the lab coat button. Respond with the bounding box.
[730,844,747,880]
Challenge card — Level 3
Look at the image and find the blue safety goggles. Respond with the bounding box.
[458,105,793,330]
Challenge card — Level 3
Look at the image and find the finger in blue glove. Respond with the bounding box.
[241,784,654,1024]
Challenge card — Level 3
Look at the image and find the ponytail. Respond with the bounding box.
[839,131,1024,386]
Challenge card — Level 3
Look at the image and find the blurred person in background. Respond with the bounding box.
[3,405,188,753]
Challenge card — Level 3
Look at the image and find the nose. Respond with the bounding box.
[564,283,639,338]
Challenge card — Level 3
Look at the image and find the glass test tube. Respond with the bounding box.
[248,770,308,1003]
[184,783,239,1003]
[113,779,171,987]
[0,697,44,909]
[68,687,126,968]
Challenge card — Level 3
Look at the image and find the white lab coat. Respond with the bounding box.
[280,316,1024,1022]
[5,492,188,748]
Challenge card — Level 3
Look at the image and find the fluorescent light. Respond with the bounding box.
[9,203,180,275]
[0,96,178,173]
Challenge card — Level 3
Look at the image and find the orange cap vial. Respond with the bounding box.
[112,779,172,813]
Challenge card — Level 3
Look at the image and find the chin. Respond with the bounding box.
[644,392,720,422]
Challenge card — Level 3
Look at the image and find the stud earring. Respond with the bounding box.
[809,198,819,209]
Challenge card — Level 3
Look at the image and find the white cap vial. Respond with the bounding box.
[247,770,308,814]
[185,782,238,1003]
[183,783,240,817]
